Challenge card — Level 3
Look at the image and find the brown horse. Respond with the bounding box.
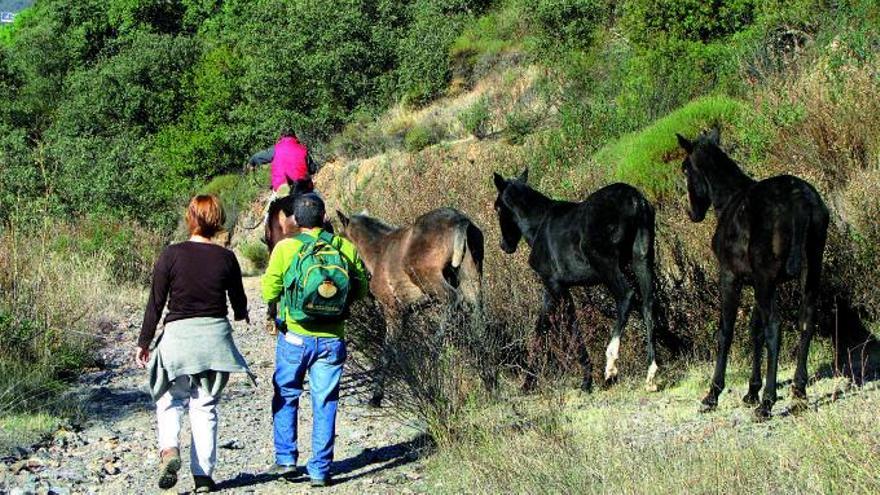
[336,208,484,407]
[263,180,332,330]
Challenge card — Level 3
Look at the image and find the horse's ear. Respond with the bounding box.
[676,133,693,153]
[518,168,529,183]
[493,172,507,192]
[707,126,721,145]
[336,210,350,227]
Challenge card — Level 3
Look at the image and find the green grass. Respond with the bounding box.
[425,353,879,494]
[0,413,61,455]
[592,95,747,200]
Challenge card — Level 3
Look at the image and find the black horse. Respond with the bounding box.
[493,169,658,392]
[676,128,829,419]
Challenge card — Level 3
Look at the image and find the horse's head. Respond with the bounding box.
[336,209,386,273]
[492,168,529,254]
[676,129,719,223]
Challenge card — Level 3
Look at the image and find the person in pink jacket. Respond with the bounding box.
[248,129,319,198]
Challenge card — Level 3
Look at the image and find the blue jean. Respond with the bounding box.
[272,332,346,480]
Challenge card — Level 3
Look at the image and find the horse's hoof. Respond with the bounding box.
[742,393,760,406]
[789,395,809,415]
[790,385,808,401]
[699,395,718,413]
[579,379,593,394]
[603,375,618,389]
[752,405,771,422]
[645,382,659,393]
[521,376,538,394]
[367,397,383,409]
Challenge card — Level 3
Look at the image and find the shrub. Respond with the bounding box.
[405,120,448,153]
[504,109,539,145]
[523,0,609,52]
[0,222,140,417]
[621,0,758,45]
[459,97,492,139]
[239,241,269,271]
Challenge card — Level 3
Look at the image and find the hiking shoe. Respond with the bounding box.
[310,477,331,488]
[157,448,181,490]
[263,463,299,479]
[193,475,216,493]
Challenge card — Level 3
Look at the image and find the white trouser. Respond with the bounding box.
[156,376,220,477]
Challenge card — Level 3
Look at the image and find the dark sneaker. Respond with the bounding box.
[193,475,216,493]
[157,448,181,490]
[263,463,299,479]
[310,477,331,488]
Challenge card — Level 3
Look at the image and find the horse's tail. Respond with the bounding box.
[452,222,467,268]
[453,221,484,307]
[786,213,809,278]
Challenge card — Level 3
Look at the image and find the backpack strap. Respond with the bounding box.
[293,232,316,246]
[317,230,336,246]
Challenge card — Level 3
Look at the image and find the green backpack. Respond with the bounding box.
[280,231,352,323]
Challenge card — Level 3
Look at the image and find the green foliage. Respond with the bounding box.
[622,0,757,44]
[397,1,473,106]
[503,109,538,144]
[405,125,436,153]
[239,241,269,271]
[459,97,492,139]
[0,0,488,233]
[199,170,268,232]
[523,0,609,52]
[593,95,746,199]
[451,1,524,64]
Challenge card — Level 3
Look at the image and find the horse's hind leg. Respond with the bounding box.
[370,306,402,408]
[602,265,635,386]
[523,286,560,392]
[792,225,826,409]
[743,307,764,405]
[561,290,592,392]
[633,222,658,391]
[755,280,780,420]
[701,269,742,413]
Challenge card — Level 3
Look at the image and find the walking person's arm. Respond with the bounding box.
[227,253,249,324]
[248,146,275,167]
[136,249,172,367]
[261,245,287,305]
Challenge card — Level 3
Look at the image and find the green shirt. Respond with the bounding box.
[261,228,369,338]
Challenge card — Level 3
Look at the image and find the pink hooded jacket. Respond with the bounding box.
[270,137,309,191]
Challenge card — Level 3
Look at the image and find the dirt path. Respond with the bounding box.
[2,276,430,494]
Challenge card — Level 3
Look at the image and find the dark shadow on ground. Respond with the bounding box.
[215,433,435,490]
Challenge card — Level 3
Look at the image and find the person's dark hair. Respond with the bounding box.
[291,193,325,228]
[280,126,296,138]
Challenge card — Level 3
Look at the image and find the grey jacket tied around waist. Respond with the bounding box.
[148,316,255,401]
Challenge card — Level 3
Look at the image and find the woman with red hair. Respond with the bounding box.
[135,195,253,492]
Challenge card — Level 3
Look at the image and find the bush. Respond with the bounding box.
[239,241,269,271]
[622,0,758,45]
[459,97,492,139]
[405,120,448,153]
[504,109,538,145]
[523,0,609,52]
[346,302,505,446]
[0,222,141,417]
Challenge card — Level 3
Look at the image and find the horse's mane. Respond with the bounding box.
[352,214,397,236]
[696,138,753,186]
[508,181,556,210]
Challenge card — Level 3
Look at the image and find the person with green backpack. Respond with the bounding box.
[260,193,369,487]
